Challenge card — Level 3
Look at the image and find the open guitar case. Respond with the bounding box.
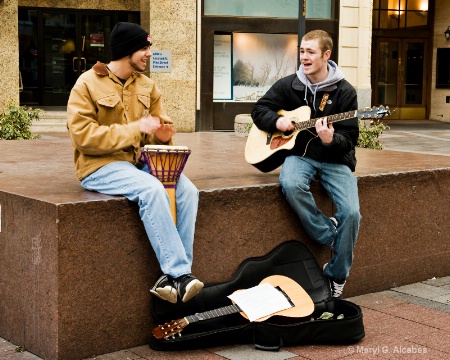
[150,240,364,351]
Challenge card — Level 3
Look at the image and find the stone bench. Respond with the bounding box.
[1,133,449,360]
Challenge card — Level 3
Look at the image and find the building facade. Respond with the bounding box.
[1,0,449,132]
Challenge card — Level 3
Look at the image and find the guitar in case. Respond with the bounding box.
[150,240,365,351]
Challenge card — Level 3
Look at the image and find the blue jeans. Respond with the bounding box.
[280,155,361,281]
[81,161,199,279]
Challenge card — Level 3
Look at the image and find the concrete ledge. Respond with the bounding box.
[1,169,449,359]
[1,133,449,359]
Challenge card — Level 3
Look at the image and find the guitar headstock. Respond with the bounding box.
[152,318,189,340]
[358,105,391,120]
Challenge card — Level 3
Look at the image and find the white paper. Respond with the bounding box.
[227,283,292,322]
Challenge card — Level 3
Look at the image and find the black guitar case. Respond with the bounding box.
[150,240,364,351]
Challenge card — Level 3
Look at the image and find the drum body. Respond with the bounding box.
[139,145,191,224]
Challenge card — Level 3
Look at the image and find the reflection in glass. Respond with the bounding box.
[404,42,424,104]
[377,41,398,106]
[204,0,331,19]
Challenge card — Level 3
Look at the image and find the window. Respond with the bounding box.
[204,0,331,19]
[373,0,428,29]
[213,33,298,102]
[436,48,450,89]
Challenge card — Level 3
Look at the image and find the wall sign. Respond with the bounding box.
[151,50,172,72]
[90,33,105,47]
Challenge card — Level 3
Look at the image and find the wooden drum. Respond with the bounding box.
[139,145,191,224]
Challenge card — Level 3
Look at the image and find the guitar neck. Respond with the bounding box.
[185,304,241,323]
[294,110,358,131]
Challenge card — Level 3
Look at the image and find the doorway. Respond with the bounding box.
[372,38,428,119]
[19,8,139,107]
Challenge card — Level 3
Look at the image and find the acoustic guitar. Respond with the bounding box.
[152,275,314,340]
[245,105,391,173]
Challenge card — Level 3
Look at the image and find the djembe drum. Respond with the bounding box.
[139,145,191,224]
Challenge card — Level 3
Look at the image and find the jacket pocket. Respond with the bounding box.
[97,94,121,108]
[138,94,151,116]
[96,94,122,125]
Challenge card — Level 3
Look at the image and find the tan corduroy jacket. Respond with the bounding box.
[67,62,174,180]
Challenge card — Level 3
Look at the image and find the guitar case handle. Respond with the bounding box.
[253,325,283,351]
[254,343,282,352]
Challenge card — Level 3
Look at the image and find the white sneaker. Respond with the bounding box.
[323,263,346,299]
[150,274,177,304]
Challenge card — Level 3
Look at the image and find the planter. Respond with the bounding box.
[234,114,253,137]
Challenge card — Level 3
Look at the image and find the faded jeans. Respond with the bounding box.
[81,161,199,279]
[280,155,361,281]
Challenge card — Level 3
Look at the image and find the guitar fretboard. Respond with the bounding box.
[294,110,358,131]
[186,304,242,323]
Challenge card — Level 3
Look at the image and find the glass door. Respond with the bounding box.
[19,8,139,107]
[41,12,112,105]
[42,11,77,105]
[79,14,112,77]
[375,39,399,109]
[373,38,427,119]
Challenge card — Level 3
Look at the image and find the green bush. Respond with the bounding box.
[357,119,389,150]
[0,103,41,140]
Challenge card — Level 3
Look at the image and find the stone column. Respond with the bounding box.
[140,0,150,34]
[144,0,197,132]
[0,0,19,111]
[338,0,373,108]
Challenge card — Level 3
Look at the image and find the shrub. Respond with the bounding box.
[0,103,41,140]
[357,119,389,150]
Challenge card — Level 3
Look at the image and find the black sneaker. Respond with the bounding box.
[150,275,177,304]
[329,278,346,299]
[323,263,346,299]
[174,275,204,303]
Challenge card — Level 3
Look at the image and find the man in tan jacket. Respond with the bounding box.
[67,22,203,304]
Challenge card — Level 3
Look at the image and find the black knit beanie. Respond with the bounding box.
[110,22,152,60]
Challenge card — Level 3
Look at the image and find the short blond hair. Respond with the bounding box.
[302,30,333,54]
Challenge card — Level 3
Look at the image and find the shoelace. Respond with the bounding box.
[332,281,345,297]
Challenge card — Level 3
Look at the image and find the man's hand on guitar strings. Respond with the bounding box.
[315,117,334,144]
[276,116,295,132]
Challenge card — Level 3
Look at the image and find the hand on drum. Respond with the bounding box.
[139,115,175,143]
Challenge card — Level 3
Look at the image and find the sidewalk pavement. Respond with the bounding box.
[1,120,449,359]
[1,276,449,359]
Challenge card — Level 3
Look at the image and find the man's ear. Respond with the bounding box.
[323,49,331,61]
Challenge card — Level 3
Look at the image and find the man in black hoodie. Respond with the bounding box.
[251,30,361,299]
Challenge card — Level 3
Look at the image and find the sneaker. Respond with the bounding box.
[174,275,204,303]
[329,278,346,299]
[150,274,177,304]
[323,263,346,299]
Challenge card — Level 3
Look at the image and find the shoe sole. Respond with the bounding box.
[180,279,204,303]
[150,287,177,304]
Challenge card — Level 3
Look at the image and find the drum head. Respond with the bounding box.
[143,145,190,152]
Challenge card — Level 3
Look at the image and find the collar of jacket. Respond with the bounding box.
[92,61,109,76]
[291,76,338,93]
[91,61,140,85]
